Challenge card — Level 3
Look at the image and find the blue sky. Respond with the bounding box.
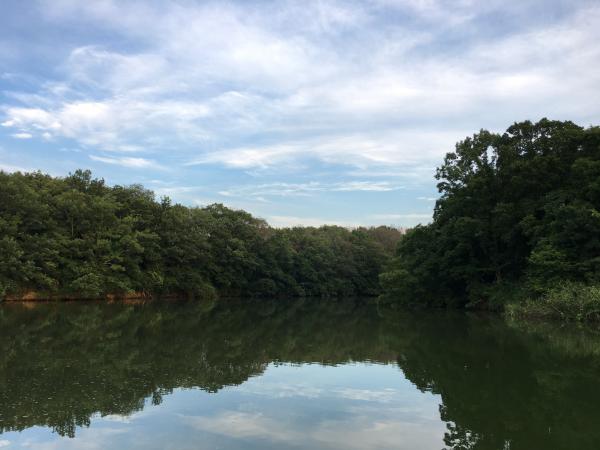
[1,0,599,227]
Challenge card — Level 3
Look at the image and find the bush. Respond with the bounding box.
[506,282,600,322]
[249,278,278,298]
[68,272,104,298]
[191,280,217,301]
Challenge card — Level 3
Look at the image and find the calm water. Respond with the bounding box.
[1,299,599,450]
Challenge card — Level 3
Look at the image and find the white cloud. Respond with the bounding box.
[2,95,212,150]
[333,181,402,192]
[267,215,359,228]
[100,414,132,424]
[189,131,460,170]
[264,211,430,228]
[237,380,402,402]
[219,181,403,199]
[370,213,432,220]
[237,381,325,399]
[11,132,32,139]
[0,440,9,448]
[1,0,599,181]
[89,155,160,169]
[183,411,304,442]
[153,185,201,197]
[333,388,399,402]
[182,408,446,450]
[311,416,445,450]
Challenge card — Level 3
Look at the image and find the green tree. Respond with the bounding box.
[381,119,600,312]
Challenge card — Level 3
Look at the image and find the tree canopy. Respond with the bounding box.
[0,169,401,300]
[381,119,600,310]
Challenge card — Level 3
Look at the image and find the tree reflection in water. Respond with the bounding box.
[1,298,599,449]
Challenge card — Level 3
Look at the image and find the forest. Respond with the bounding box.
[0,169,401,300]
[380,119,600,320]
[2,118,599,320]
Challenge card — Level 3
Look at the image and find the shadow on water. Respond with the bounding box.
[1,298,600,449]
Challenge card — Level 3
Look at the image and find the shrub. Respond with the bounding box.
[506,282,600,322]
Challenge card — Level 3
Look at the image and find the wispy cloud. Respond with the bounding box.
[219,181,402,198]
[3,1,598,167]
[183,411,304,442]
[89,155,161,169]
[370,213,432,220]
[181,406,445,450]
[241,213,427,228]
[266,215,360,228]
[187,132,461,170]
[11,132,32,139]
[0,0,598,224]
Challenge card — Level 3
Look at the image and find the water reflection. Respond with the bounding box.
[1,298,599,449]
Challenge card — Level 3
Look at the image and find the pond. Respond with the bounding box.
[0,298,599,449]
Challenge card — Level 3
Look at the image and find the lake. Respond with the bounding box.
[1,298,599,449]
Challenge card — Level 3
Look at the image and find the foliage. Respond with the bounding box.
[381,119,600,315]
[506,281,600,322]
[0,170,401,299]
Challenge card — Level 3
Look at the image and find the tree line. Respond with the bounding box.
[380,119,600,319]
[0,170,402,300]
[3,118,597,315]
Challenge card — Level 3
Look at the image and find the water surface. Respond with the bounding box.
[1,298,599,449]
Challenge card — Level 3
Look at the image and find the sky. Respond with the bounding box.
[1,0,599,227]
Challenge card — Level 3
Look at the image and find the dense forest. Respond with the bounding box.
[380,119,600,320]
[0,170,401,300]
[2,118,599,317]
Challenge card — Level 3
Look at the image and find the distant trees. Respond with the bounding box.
[0,170,401,299]
[381,119,600,314]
